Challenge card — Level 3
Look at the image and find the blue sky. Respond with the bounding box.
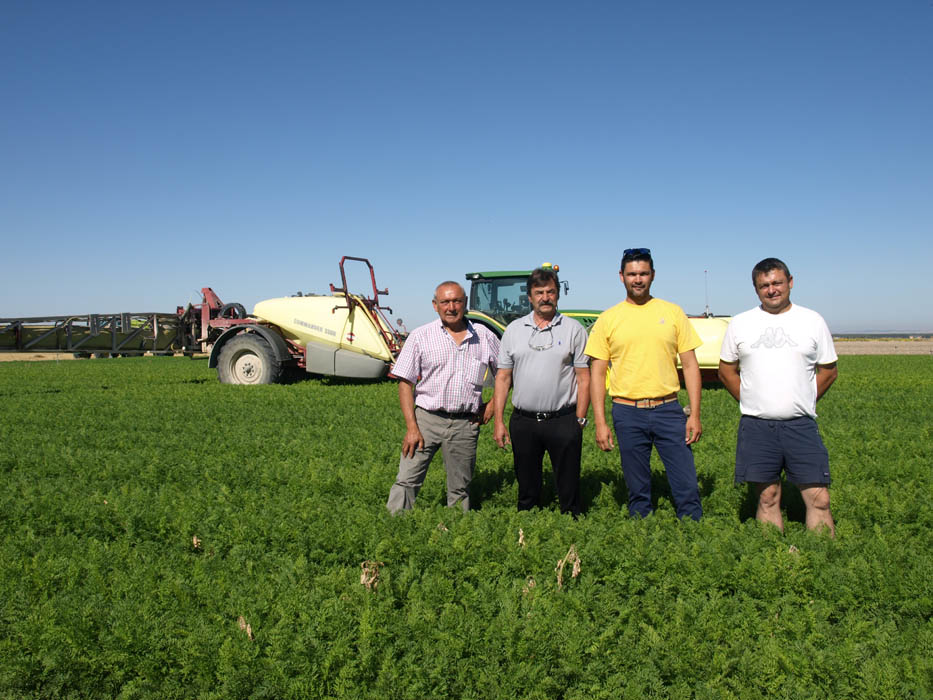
[3,1,931,332]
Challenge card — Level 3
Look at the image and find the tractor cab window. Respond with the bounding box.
[469,278,530,319]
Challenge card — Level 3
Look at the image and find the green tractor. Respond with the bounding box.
[464,263,602,335]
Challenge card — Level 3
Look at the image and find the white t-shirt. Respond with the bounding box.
[720,304,837,419]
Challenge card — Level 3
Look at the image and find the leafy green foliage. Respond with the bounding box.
[1,356,931,698]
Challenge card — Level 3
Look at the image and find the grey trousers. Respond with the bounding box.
[386,407,480,513]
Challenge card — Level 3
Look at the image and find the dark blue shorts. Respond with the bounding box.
[735,415,831,486]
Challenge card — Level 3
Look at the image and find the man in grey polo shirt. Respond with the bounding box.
[493,267,590,515]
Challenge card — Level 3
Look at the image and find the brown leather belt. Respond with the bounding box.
[612,394,678,409]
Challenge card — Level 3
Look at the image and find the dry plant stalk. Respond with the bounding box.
[192,535,202,551]
[237,616,254,641]
[360,560,383,592]
[437,522,449,532]
[518,528,526,548]
[522,577,536,595]
[555,544,581,589]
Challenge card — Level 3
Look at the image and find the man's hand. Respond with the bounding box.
[685,413,702,445]
[476,401,495,425]
[397,380,423,458]
[595,422,614,451]
[589,359,614,451]
[493,420,510,448]
[401,427,424,458]
[679,350,703,445]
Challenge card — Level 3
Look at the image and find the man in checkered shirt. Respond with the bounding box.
[386,281,500,513]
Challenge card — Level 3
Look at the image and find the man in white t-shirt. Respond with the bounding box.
[719,258,838,535]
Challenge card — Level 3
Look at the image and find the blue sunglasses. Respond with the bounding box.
[622,248,651,258]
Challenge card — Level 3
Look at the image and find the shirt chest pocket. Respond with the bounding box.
[463,356,489,388]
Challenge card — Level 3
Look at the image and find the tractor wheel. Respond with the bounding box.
[217,334,282,385]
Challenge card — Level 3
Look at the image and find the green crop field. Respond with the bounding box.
[1,356,930,699]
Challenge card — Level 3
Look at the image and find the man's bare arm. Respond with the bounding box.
[398,380,424,458]
[679,349,702,444]
[718,360,741,402]
[589,359,613,451]
[492,368,513,448]
[574,366,591,420]
[816,362,838,401]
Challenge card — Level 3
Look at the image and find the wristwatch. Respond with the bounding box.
[577,417,588,427]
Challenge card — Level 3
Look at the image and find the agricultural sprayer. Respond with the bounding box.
[0,257,404,385]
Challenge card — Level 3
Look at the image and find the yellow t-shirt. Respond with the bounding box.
[584,298,701,398]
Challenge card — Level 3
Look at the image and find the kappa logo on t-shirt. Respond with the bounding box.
[751,327,798,349]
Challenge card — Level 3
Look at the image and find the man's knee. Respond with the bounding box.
[801,485,831,511]
[757,482,781,509]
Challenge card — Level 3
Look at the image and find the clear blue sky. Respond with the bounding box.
[3,1,931,332]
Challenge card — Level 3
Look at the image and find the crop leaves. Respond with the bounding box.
[0,356,931,698]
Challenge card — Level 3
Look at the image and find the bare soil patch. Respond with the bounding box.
[834,340,933,355]
[0,352,77,362]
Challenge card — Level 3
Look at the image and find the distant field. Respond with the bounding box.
[3,337,931,364]
[1,356,930,698]
[833,339,933,355]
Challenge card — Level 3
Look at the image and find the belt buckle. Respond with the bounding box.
[534,411,549,421]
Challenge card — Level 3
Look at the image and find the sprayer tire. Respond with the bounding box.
[217,333,282,385]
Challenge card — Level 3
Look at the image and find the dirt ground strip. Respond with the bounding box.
[0,353,79,362]
[834,340,933,355]
[0,352,181,362]
[1,341,931,362]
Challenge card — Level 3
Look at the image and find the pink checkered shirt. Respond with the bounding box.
[389,319,499,413]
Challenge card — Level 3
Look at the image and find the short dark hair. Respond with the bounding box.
[751,258,791,285]
[527,268,560,295]
[621,250,654,271]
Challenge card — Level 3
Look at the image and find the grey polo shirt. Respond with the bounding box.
[497,312,589,412]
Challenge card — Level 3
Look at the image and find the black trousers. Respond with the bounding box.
[509,411,582,515]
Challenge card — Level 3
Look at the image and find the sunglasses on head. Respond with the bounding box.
[622,248,651,258]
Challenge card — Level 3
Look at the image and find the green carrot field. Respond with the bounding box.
[1,356,931,699]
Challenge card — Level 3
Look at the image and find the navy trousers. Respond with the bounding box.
[611,401,702,520]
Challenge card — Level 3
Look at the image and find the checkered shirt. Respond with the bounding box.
[390,319,499,413]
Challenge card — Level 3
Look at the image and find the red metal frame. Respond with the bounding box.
[329,256,403,355]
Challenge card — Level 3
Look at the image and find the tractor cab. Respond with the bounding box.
[465,263,584,335]
[466,270,533,328]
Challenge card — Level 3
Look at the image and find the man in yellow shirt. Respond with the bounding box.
[585,248,704,520]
